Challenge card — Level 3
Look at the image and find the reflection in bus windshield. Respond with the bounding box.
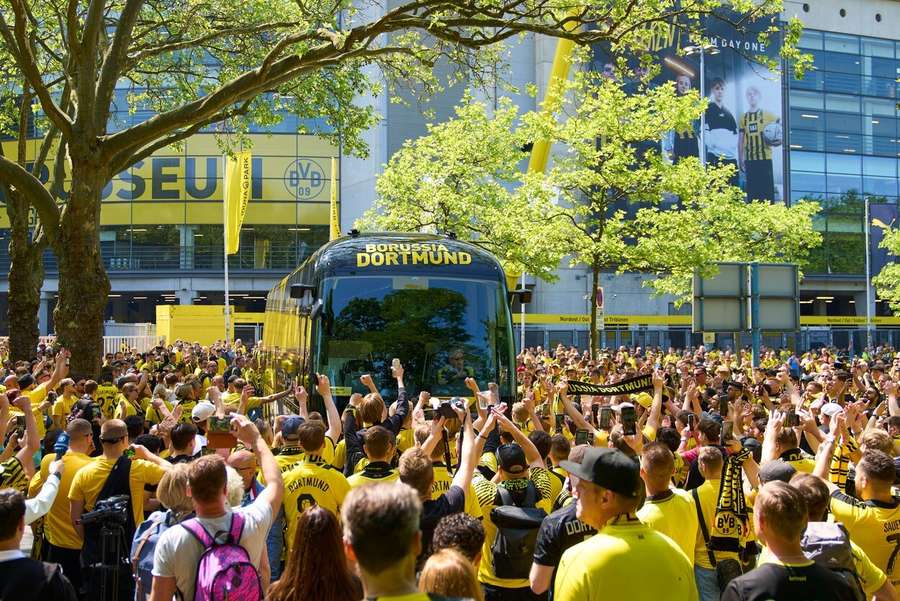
[317,276,506,399]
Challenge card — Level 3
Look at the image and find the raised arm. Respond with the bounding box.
[493,408,543,468]
[316,378,342,442]
[47,349,70,390]
[293,385,309,420]
[646,371,665,433]
[359,373,383,404]
[13,397,40,479]
[450,405,478,493]
[232,414,283,514]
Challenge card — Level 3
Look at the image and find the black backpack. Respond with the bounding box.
[489,482,547,579]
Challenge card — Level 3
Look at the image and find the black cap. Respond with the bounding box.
[560,448,642,499]
[759,460,796,485]
[497,443,528,476]
[17,374,34,390]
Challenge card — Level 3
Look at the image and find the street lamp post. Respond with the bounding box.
[684,43,720,168]
[865,195,873,352]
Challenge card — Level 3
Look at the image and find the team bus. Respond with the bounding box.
[260,232,517,411]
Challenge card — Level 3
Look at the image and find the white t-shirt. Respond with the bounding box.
[152,499,273,600]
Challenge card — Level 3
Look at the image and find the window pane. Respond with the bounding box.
[824,32,859,54]
[863,155,897,177]
[792,171,828,193]
[863,176,898,198]
[824,51,861,74]
[827,153,862,174]
[863,38,894,58]
[827,174,862,194]
[825,112,861,133]
[825,93,860,113]
[791,151,825,172]
[799,30,823,50]
[791,109,824,131]
[790,90,824,110]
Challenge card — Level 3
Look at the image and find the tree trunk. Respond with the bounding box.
[589,263,601,359]
[6,190,45,362]
[53,167,109,378]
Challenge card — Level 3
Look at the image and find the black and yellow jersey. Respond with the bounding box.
[347,461,399,488]
[282,460,350,553]
[740,110,778,161]
[830,490,900,585]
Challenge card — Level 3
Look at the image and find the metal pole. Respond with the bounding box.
[750,262,761,367]
[699,49,706,168]
[519,271,526,352]
[865,195,873,351]
[223,154,232,345]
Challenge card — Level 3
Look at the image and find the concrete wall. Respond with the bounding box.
[783,0,900,37]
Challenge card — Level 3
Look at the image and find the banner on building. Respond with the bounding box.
[225,151,252,254]
[595,10,784,202]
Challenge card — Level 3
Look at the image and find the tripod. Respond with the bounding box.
[87,521,129,601]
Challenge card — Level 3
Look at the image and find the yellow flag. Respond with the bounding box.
[329,156,340,241]
[225,151,252,255]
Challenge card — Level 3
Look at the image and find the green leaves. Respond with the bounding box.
[873,221,900,314]
[368,72,821,304]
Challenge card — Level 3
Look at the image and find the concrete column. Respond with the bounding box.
[179,225,195,270]
[176,289,193,306]
[38,291,52,335]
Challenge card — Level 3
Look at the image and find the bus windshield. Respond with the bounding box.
[315,275,511,400]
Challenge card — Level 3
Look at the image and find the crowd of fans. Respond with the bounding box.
[2,340,900,601]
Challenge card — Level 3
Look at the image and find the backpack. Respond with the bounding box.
[181,512,263,601]
[132,510,189,601]
[800,522,865,601]
[489,482,547,580]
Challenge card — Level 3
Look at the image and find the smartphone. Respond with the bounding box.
[554,413,565,433]
[575,429,594,446]
[785,411,800,427]
[15,415,25,429]
[208,416,232,433]
[687,413,696,429]
[621,405,637,436]
[720,421,733,446]
[590,404,600,426]
[392,358,401,374]
[599,407,612,430]
[718,396,729,416]
[478,393,489,411]
[423,407,436,421]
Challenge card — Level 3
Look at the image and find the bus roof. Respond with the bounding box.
[282,232,506,285]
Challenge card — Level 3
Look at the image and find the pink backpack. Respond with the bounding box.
[181,512,263,601]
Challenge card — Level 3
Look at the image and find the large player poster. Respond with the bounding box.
[596,12,785,203]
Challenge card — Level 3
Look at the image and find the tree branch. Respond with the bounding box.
[0,1,73,139]
[0,155,61,241]
[94,0,146,127]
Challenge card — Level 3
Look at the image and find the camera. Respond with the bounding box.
[436,397,465,419]
[79,495,130,525]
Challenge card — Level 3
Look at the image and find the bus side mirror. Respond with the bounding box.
[290,284,316,312]
[509,288,532,305]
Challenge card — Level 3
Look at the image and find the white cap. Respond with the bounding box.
[192,401,216,422]
[821,403,843,418]
[611,402,634,412]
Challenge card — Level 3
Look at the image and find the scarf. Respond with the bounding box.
[711,447,751,554]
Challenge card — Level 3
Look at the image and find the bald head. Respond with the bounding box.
[227,449,257,490]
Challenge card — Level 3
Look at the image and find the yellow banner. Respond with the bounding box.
[513,313,900,328]
[329,156,340,240]
[225,151,252,255]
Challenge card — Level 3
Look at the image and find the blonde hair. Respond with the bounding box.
[156,463,193,516]
[225,466,245,508]
[419,549,484,601]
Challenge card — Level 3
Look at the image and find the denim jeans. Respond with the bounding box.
[695,565,720,601]
[266,506,285,581]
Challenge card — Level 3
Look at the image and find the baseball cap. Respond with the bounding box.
[632,392,653,409]
[759,460,797,484]
[821,402,843,418]
[17,374,34,390]
[497,443,528,476]
[191,401,216,422]
[99,421,128,443]
[281,416,305,440]
[560,447,642,499]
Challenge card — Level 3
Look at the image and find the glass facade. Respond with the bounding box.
[788,29,900,275]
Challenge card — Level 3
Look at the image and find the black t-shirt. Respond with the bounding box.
[0,558,78,601]
[721,561,858,601]
[532,502,596,594]
[706,103,737,133]
[420,485,466,562]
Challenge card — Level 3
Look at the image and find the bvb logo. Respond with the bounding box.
[284,158,326,200]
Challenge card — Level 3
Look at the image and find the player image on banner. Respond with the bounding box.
[602,10,784,203]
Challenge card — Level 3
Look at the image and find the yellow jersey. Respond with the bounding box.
[347,462,399,488]
[431,463,482,519]
[68,456,166,526]
[52,394,79,423]
[282,461,350,553]
[33,451,94,549]
[554,515,698,601]
[473,468,553,588]
[637,489,698,563]
[830,490,900,585]
[95,385,120,419]
[691,479,742,569]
